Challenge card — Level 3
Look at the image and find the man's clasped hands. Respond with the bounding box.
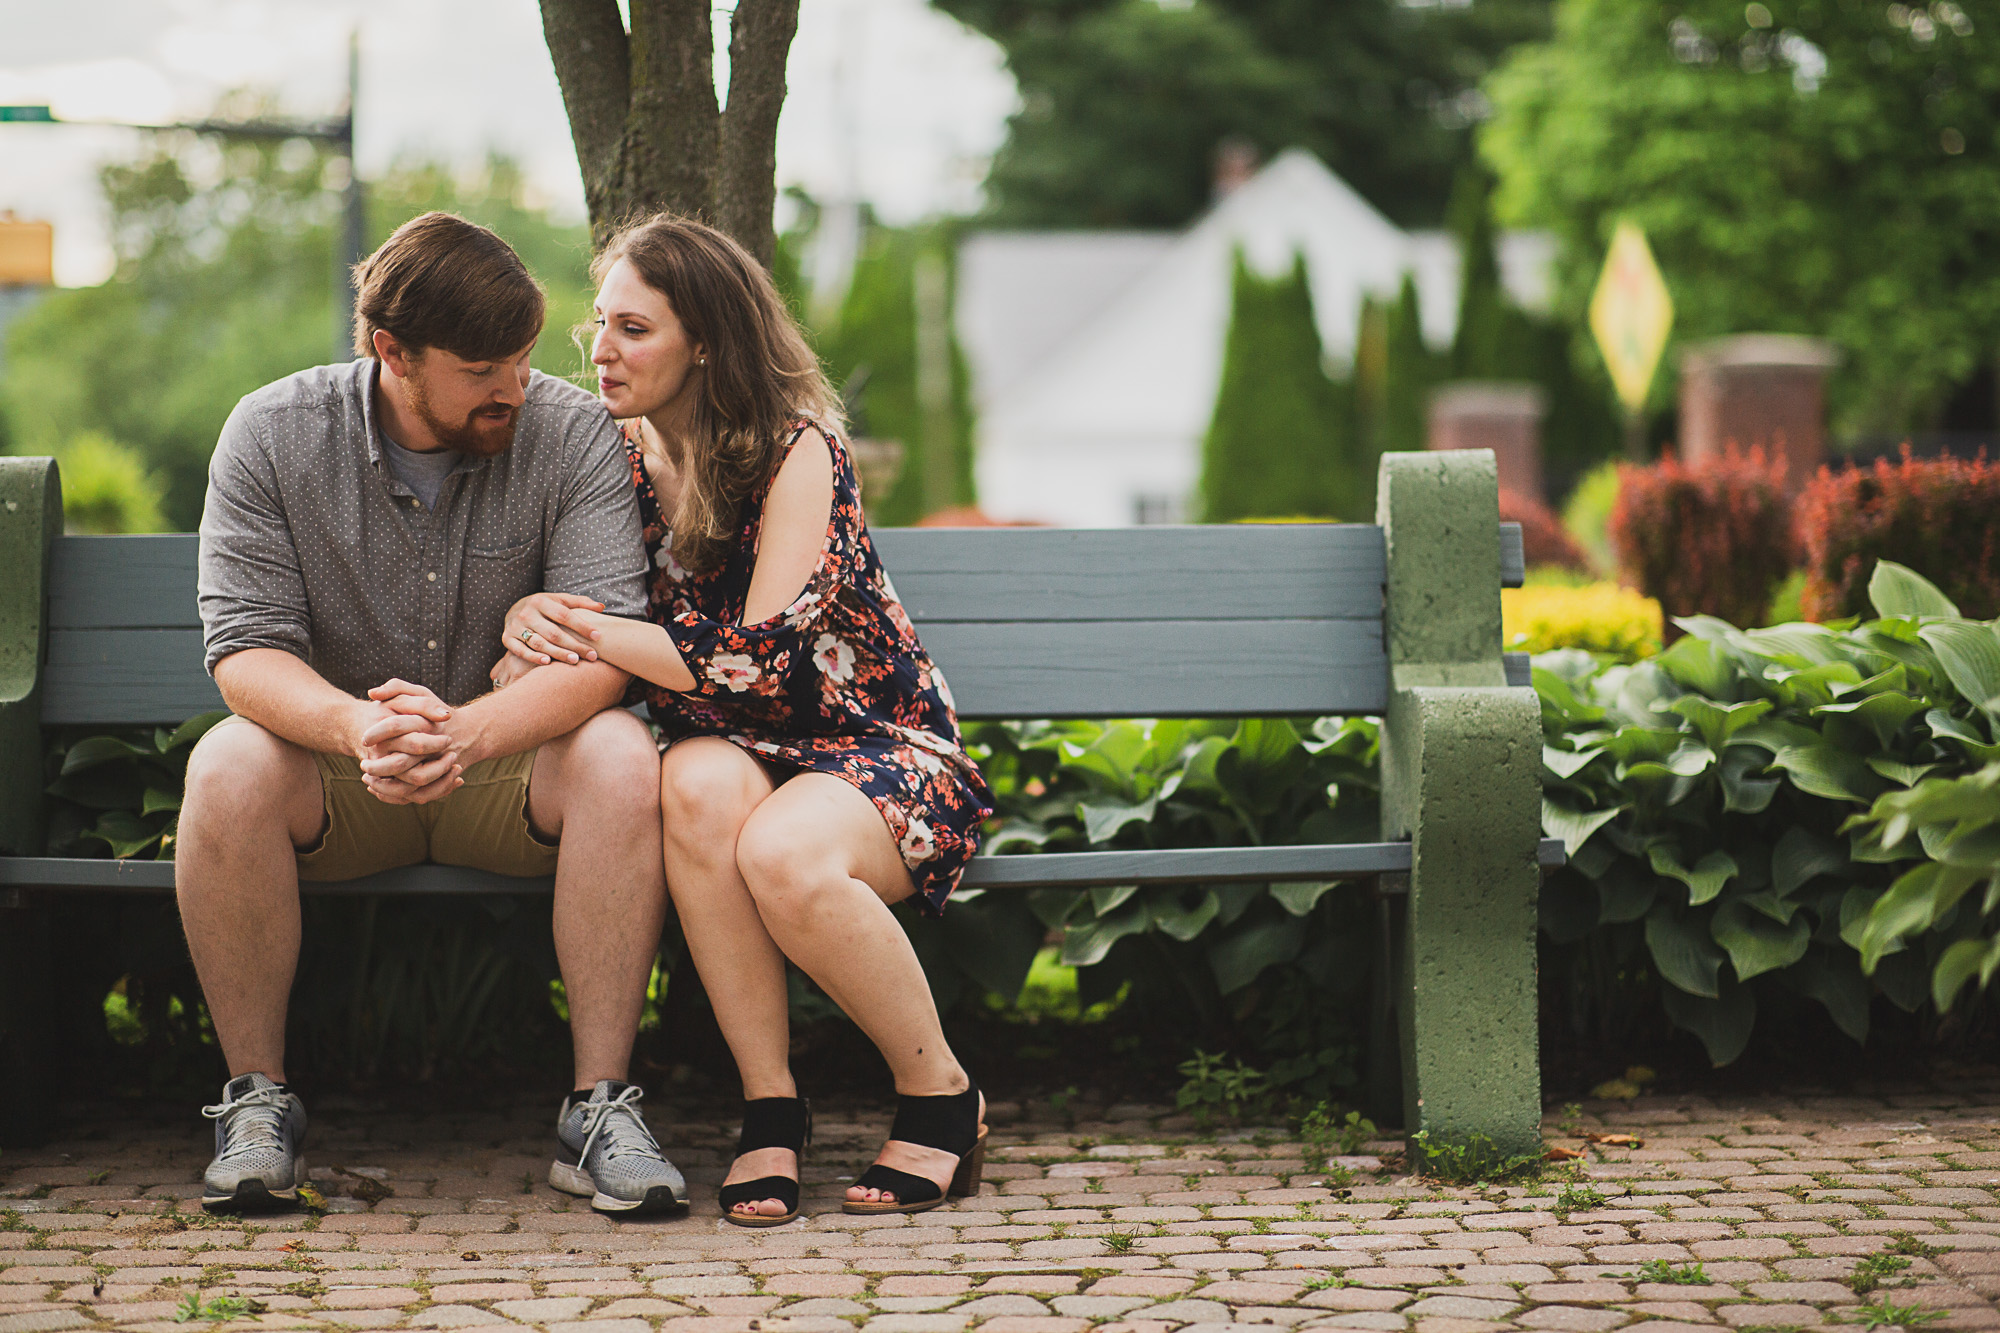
[355,679,463,805]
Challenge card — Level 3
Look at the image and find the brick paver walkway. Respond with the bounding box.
[8,1084,2000,1333]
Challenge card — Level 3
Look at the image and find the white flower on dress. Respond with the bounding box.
[655,546,689,580]
[906,746,945,776]
[782,590,823,629]
[899,818,938,863]
[813,632,856,682]
[932,668,957,712]
[705,653,761,692]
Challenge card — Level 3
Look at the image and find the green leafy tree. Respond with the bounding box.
[1444,165,1623,496]
[935,0,1556,229]
[1199,250,1358,522]
[50,433,168,534]
[811,222,977,526]
[1,138,596,530]
[1378,273,1443,459]
[1483,0,2000,435]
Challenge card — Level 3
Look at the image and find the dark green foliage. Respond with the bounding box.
[1448,165,1518,384]
[1444,165,1623,499]
[42,714,225,860]
[1379,274,1442,459]
[965,1,1302,229]
[1484,0,2000,435]
[939,0,1557,229]
[1199,251,1358,522]
[811,223,976,525]
[956,713,1383,1103]
[1538,563,2000,1066]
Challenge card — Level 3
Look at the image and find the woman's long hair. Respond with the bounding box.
[590,214,843,575]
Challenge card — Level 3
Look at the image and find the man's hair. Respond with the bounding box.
[352,212,545,362]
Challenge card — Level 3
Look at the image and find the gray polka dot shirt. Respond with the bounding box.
[197,358,648,707]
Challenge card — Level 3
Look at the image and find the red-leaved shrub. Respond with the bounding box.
[1798,447,2000,620]
[1500,488,1589,571]
[1609,445,1796,634]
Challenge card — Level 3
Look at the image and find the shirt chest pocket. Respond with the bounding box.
[460,538,542,639]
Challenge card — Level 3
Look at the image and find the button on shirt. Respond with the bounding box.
[197,358,648,707]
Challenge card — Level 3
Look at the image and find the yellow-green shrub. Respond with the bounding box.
[54,432,168,534]
[1503,581,1662,660]
[1560,460,1620,576]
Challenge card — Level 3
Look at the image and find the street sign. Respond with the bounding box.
[0,106,54,123]
[0,219,54,286]
[1589,221,1674,415]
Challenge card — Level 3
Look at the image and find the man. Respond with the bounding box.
[179,211,683,1216]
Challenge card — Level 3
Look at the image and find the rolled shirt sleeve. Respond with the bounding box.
[197,403,314,675]
[545,410,649,619]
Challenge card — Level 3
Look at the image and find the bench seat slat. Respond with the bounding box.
[0,840,1565,897]
[45,619,1391,725]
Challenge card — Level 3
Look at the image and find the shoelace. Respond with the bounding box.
[575,1085,664,1165]
[202,1086,289,1155]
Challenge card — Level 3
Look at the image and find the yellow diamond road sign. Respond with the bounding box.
[1590,221,1674,414]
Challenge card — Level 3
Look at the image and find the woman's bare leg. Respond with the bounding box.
[657,739,795,1218]
[734,774,978,1204]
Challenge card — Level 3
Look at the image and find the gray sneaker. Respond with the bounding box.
[550,1080,687,1215]
[201,1073,307,1212]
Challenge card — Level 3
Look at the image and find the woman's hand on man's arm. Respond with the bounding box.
[502,591,606,665]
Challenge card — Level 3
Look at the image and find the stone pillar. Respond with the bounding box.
[1427,382,1546,502]
[1679,335,1840,487]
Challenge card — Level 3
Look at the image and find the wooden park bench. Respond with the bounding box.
[0,449,1558,1151]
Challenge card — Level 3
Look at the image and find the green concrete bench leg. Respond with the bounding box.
[1385,685,1541,1154]
[1375,448,1542,1156]
[0,458,59,1144]
[0,456,58,858]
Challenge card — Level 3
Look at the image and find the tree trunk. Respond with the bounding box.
[539,0,797,268]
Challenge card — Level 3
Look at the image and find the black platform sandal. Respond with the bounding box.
[842,1081,987,1216]
[719,1096,811,1228]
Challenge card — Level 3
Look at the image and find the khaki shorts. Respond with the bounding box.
[212,716,560,881]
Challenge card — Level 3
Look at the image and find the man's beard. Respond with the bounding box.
[406,373,520,457]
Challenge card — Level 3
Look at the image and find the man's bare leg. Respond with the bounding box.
[175,720,327,1082]
[526,707,669,1088]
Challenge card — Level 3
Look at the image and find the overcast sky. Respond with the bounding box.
[0,0,1019,286]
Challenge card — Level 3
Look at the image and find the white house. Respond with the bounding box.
[955,149,1553,527]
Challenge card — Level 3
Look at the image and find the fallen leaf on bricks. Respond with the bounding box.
[333,1166,395,1203]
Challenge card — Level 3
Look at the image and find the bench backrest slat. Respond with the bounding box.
[871,526,1385,621]
[40,524,1521,727]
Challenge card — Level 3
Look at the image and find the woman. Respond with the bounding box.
[495,214,994,1226]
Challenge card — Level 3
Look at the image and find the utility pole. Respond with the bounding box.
[1,30,365,362]
[336,31,364,362]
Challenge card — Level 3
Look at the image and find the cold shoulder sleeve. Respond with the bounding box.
[661,426,865,704]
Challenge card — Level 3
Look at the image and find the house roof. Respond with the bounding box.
[955,148,1553,450]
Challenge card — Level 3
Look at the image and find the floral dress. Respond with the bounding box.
[624,419,993,913]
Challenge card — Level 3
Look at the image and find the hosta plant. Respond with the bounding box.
[43,712,226,859]
[1538,561,2000,1064]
